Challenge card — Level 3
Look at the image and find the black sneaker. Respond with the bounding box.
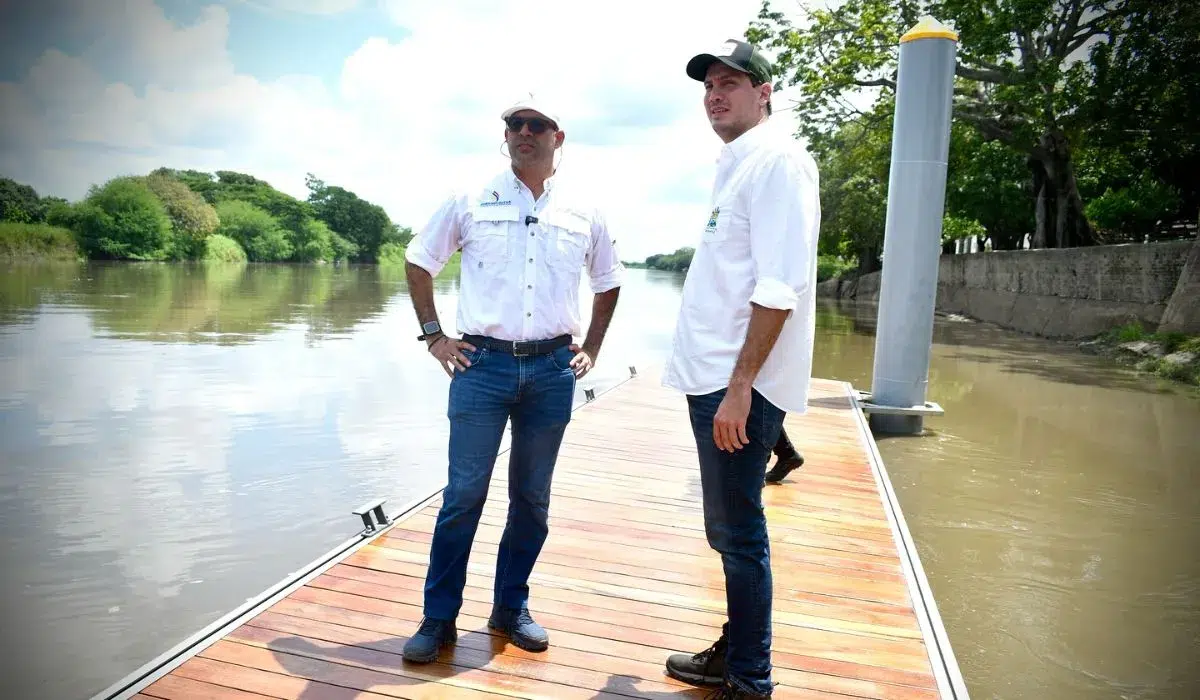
[665,634,727,687]
[402,617,457,663]
[764,453,804,484]
[488,605,550,651]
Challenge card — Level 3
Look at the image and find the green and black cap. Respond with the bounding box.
[686,39,773,84]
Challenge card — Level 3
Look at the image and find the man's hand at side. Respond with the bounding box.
[428,335,477,377]
[567,344,594,378]
[713,384,752,452]
[715,302,789,451]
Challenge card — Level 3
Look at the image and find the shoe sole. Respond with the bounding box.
[665,666,724,687]
[488,620,549,652]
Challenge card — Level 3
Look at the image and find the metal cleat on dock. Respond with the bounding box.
[351,497,390,534]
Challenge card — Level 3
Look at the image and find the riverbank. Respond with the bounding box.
[0,222,82,261]
[1079,322,1200,388]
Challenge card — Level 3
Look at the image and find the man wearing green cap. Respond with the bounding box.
[662,39,821,698]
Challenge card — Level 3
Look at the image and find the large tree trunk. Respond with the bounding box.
[1031,157,1050,248]
[1028,130,1096,249]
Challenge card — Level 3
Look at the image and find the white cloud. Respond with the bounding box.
[240,0,361,14]
[0,0,809,262]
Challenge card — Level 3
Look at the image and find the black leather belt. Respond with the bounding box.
[462,334,571,357]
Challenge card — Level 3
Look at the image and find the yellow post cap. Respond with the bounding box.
[900,15,958,43]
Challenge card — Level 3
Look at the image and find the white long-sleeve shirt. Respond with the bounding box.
[662,119,822,415]
[405,168,624,342]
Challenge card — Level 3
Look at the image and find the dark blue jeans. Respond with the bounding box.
[422,343,576,621]
[687,387,785,696]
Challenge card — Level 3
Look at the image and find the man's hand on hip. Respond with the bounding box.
[428,335,477,377]
[713,385,752,452]
[567,344,594,379]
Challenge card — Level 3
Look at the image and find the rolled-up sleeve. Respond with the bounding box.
[405,192,465,277]
[748,151,820,311]
[586,208,625,294]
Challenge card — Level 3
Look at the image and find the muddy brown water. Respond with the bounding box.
[1,262,1197,699]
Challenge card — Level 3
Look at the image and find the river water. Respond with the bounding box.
[1,262,1197,700]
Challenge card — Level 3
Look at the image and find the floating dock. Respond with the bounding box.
[96,370,968,700]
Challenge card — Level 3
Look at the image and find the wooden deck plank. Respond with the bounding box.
[135,373,953,699]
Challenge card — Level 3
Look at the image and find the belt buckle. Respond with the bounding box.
[511,340,529,357]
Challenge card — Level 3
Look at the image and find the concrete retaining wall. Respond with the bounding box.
[817,239,1197,339]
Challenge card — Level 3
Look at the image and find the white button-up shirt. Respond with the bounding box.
[662,119,821,415]
[405,168,624,342]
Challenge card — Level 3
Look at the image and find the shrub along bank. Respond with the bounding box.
[0,171,412,265]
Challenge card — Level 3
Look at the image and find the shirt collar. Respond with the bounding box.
[721,118,777,162]
[508,167,558,195]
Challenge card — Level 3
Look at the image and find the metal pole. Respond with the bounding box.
[867,16,958,435]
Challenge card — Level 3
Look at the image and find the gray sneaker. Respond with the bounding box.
[402,617,457,663]
[488,605,550,651]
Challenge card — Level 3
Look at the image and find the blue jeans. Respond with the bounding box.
[687,387,785,696]
[422,342,576,620]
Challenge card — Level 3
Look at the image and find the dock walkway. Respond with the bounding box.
[103,371,967,700]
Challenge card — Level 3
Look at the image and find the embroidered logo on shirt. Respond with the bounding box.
[704,207,720,233]
[480,190,512,207]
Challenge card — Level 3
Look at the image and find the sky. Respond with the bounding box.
[0,0,810,263]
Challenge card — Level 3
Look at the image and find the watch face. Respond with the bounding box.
[422,321,441,334]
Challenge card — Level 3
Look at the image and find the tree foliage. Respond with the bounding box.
[74,177,174,261]
[305,174,391,263]
[0,177,45,223]
[0,168,406,264]
[214,200,293,262]
[747,0,1197,268]
[643,247,696,272]
[142,170,220,259]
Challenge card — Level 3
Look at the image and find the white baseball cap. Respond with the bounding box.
[500,94,560,129]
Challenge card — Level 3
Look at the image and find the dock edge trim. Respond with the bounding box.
[847,382,972,700]
[88,487,443,700]
[88,368,638,700]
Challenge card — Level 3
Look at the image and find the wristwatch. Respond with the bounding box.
[417,320,442,342]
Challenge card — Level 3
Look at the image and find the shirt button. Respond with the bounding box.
[526,312,531,317]
[527,285,532,289]
[528,257,533,263]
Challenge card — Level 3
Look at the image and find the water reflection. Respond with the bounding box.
[0,264,1197,700]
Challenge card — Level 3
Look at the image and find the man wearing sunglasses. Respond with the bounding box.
[661,40,821,699]
[401,96,623,662]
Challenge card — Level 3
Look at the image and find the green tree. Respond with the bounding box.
[748,0,1129,249]
[945,123,1035,250]
[1075,0,1199,235]
[142,170,220,259]
[214,200,293,262]
[305,173,392,263]
[75,177,173,260]
[0,177,45,223]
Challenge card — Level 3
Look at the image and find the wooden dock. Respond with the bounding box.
[99,371,968,700]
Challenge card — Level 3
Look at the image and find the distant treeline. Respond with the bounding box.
[626,246,854,282]
[0,170,412,264]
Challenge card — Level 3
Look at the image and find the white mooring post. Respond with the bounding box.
[865,16,958,435]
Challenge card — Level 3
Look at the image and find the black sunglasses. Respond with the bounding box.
[505,116,556,134]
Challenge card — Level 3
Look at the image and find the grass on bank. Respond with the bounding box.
[378,241,462,276]
[0,222,82,261]
[1099,321,1200,385]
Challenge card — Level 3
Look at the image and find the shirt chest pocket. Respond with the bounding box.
[542,210,591,272]
[701,201,742,247]
[465,205,517,266]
